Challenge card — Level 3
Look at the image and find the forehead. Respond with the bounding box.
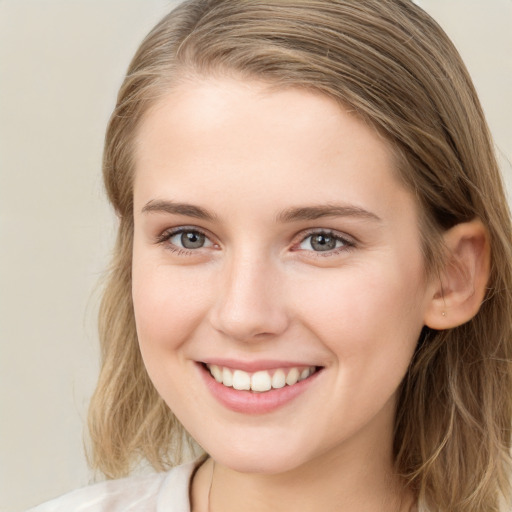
[133,77,415,222]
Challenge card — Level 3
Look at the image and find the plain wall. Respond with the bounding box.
[0,1,511,511]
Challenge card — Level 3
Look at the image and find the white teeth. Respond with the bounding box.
[232,370,251,390]
[299,368,310,381]
[271,369,286,389]
[222,367,233,387]
[285,367,300,386]
[210,365,223,383]
[251,371,272,392]
[207,364,317,392]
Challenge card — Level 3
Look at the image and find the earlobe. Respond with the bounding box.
[424,219,490,330]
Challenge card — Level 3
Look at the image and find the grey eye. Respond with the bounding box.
[169,230,210,249]
[299,233,346,252]
[181,231,205,249]
[310,234,337,251]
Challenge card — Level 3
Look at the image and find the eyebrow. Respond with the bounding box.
[141,199,217,221]
[276,204,382,223]
[141,199,381,224]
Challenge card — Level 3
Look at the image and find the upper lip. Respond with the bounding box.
[198,358,322,372]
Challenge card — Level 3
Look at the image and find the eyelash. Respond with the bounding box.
[294,229,356,257]
[155,226,214,256]
[155,227,356,257]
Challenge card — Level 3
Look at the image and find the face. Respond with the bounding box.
[132,77,435,475]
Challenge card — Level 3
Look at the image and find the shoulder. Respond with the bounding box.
[26,473,167,512]
[26,459,200,512]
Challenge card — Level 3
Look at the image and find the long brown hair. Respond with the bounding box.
[88,1,512,510]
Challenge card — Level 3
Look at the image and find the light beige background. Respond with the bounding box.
[1,1,511,511]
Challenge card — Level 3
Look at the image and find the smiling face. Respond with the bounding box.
[131,77,435,475]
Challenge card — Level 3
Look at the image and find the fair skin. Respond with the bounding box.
[131,77,489,512]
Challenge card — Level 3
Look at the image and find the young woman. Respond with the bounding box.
[30,1,512,511]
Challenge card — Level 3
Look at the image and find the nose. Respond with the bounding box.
[208,252,290,342]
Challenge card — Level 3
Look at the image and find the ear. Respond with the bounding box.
[424,219,490,330]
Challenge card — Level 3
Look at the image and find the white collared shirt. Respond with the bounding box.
[26,459,198,512]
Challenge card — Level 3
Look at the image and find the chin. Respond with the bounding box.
[203,437,311,475]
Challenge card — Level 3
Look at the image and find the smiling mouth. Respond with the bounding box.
[204,364,320,393]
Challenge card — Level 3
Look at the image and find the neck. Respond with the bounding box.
[191,434,414,512]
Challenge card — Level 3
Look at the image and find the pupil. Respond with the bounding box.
[311,234,336,251]
[181,231,205,249]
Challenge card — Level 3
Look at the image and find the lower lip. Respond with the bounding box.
[198,364,322,414]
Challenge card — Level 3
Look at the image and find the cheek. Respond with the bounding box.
[290,263,425,434]
[131,258,211,354]
[292,260,426,365]
[131,259,214,412]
